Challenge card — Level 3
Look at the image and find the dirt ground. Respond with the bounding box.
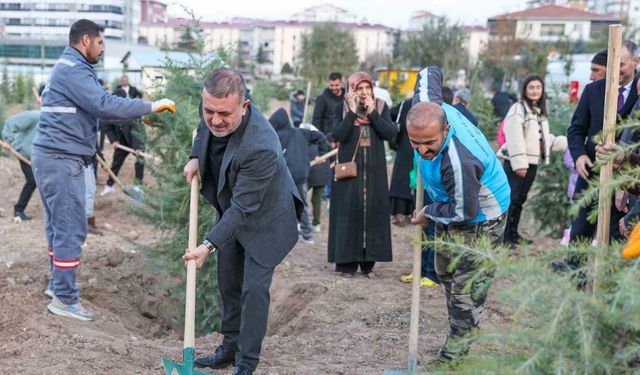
[0,142,555,374]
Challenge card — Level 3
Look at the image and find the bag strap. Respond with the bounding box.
[395,100,405,124]
[337,126,364,164]
[351,127,364,162]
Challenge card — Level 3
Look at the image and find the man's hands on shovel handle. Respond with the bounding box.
[411,206,429,229]
[183,158,200,184]
[183,245,209,268]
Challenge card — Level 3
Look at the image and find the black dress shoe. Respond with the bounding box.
[194,346,236,369]
[232,366,253,375]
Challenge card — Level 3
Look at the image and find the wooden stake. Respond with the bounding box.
[595,24,622,293]
[407,161,424,371]
[302,81,312,123]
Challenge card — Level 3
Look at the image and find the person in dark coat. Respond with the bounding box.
[269,108,330,243]
[184,69,303,375]
[312,72,344,142]
[100,75,146,195]
[298,121,332,232]
[328,71,397,277]
[289,90,305,126]
[567,40,639,247]
[491,84,517,121]
[452,88,478,126]
[389,98,414,226]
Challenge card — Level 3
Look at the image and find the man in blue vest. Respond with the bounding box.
[409,67,511,362]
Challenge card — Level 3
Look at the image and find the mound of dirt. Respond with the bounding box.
[0,143,522,374]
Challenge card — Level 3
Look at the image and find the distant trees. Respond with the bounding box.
[299,23,359,87]
[395,18,469,81]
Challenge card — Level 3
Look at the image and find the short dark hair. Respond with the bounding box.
[623,39,639,57]
[69,19,104,45]
[295,90,305,96]
[520,74,547,117]
[204,68,246,102]
[329,72,342,81]
[441,86,454,105]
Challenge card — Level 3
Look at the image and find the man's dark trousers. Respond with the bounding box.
[15,160,37,213]
[218,240,275,371]
[421,191,440,283]
[570,176,625,244]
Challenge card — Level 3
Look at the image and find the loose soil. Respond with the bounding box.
[0,143,554,374]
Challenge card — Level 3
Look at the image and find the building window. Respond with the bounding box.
[540,23,565,37]
[0,3,21,10]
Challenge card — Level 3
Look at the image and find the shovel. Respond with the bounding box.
[162,173,210,375]
[385,162,425,375]
[95,154,145,204]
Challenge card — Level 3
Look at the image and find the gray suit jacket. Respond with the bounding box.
[192,105,303,268]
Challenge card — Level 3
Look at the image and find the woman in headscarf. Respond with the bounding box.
[328,71,397,277]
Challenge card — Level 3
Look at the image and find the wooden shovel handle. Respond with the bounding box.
[184,174,199,349]
[95,154,126,190]
[310,148,338,166]
[0,140,31,166]
[114,143,158,161]
[407,161,424,371]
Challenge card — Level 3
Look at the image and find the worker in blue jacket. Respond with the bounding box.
[409,66,510,362]
[31,19,175,321]
[2,110,40,222]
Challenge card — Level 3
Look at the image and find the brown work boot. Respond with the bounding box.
[87,216,103,236]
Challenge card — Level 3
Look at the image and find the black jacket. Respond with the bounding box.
[389,99,414,202]
[102,85,144,148]
[113,84,142,99]
[269,108,330,185]
[568,77,638,163]
[312,87,344,141]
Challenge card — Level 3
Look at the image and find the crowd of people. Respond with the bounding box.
[3,18,640,374]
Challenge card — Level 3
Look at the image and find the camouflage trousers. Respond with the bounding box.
[434,214,506,361]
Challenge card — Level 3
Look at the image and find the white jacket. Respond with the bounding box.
[498,101,567,171]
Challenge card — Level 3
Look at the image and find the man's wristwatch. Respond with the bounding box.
[203,239,216,255]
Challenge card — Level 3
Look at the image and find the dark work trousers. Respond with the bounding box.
[310,185,324,226]
[32,149,87,305]
[503,161,537,244]
[421,191,440,283]
[296,183,313,240]
[569,175,625,245]
[217,241,275,371]
[15,160,37,214]
[106,147,144,186]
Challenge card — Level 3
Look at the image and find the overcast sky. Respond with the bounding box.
[168,0,530,28]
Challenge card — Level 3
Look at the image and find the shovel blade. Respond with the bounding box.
[162,347,212,375]
[123,186,144,204]
[161,358,210,375]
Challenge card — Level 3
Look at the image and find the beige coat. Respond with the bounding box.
[498,101,567,171]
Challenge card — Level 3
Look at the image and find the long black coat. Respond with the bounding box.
[389,99,413,202]
[328,103,396,264]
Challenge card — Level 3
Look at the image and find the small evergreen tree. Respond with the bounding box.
[134,16,227,335]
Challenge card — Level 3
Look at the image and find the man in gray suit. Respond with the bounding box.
[183,68,302,375]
